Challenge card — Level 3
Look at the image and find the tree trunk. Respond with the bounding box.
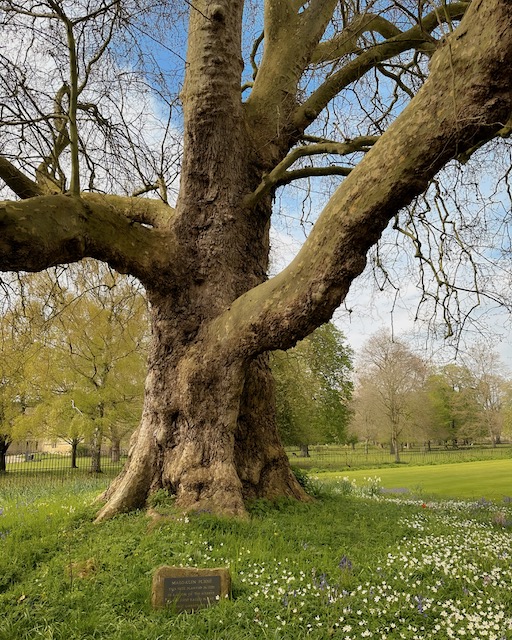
[97,305,308,520]
[71,440,78,469]
[110,439,121,463]
[0,442,8,473]
[90,426,103,474]
[392,433,400,463]
[300,444,310,458]
[96,0,308,520]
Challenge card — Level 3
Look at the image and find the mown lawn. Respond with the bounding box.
[1,476,512,639]
[317,458,512,501]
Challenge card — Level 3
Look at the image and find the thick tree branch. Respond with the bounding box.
[0,194,176,285]
[249,31,264,80]
[263,0,294,43]
[35,84,72,194]
[244,136,377,206]
[0,157,44,199]
[213,0,512,361]
[95,194,174,229]
[298,0,342,39]
[293,2,470,132]
[245,0,337,145]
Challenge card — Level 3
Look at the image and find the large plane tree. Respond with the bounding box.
[0,0,510,521]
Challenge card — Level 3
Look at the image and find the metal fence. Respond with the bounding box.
[2,444,511,488]
[0,449,126,487]
[286,444,512,471]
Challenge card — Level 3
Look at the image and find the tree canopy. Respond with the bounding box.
[272,322,353,451]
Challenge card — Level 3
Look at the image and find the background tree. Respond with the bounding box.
[349,383,383,454]
[0,0,509,519]
[500,381,512,442]
[24,396,88,468]
[0,324,25,471]
[358,331,427,461]
[42,263,146,471]
[463,344,508,447]
[0,285,49,471]
[272,323,353,455]
[424,364,481,446]
[14,263,147,469]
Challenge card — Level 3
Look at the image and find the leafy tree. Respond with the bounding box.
[0,0,510,518]
[14,264,147,469]
[43,264,146,470]
[273,323,353,454]
[25,396,87,468]
[358,331,427,461]
[0,288,48,470]
[424,364,481,445]
[500,381,512,442]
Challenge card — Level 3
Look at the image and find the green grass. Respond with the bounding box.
[317,458,512,501]
[1,474,512,638]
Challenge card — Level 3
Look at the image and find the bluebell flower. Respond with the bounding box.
[416,595,426,616]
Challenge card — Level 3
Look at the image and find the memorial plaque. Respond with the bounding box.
[152,566,231,611]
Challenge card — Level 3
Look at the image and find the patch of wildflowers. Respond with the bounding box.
[231,496,512,638]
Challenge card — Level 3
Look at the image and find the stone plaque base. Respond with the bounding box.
[152,566,231,611]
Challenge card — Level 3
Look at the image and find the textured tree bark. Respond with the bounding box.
[96,265,310,521]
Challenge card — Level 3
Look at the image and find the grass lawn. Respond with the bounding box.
[1,476,512,638]
[316,458,512,501]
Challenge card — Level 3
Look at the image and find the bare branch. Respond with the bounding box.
[311,14,402,64]
[35,83,71,193]
[458,114,512,164]
[276,165,352,186]
[79,2,121,92]
[250,31,264,81]
[244,136,378,207]
[293,2,470,132]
